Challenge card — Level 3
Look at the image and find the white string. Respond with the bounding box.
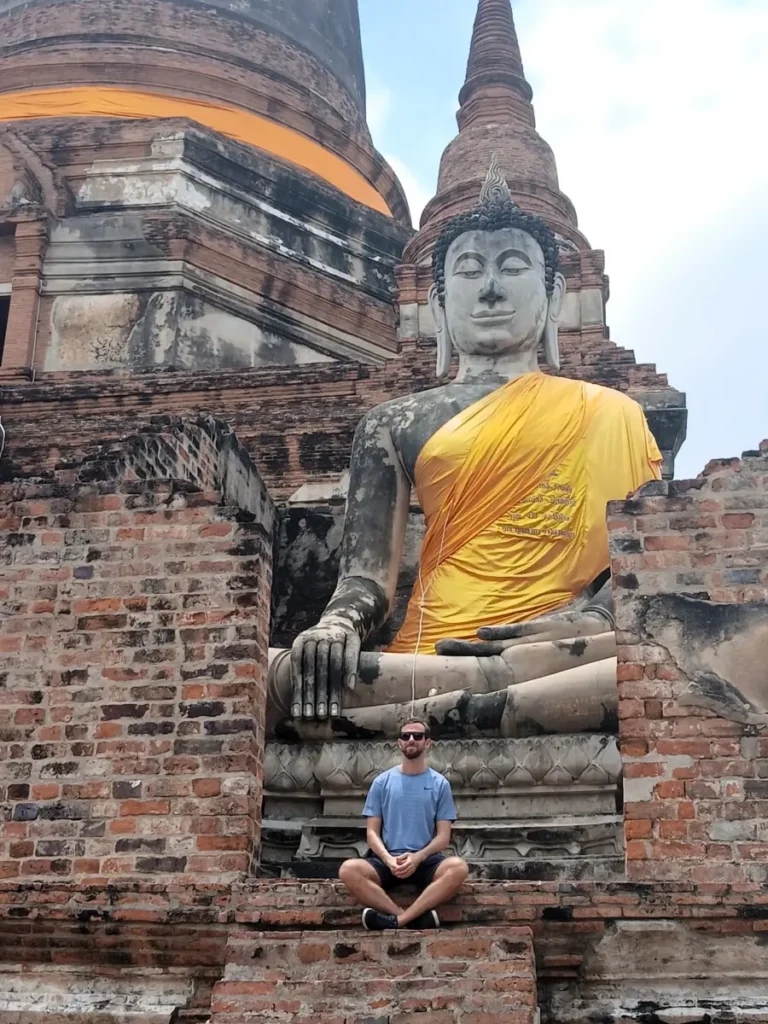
[410,511,451,716]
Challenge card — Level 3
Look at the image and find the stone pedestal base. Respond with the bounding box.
[262,734,624,880]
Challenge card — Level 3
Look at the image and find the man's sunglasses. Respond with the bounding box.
[400,731,427,741]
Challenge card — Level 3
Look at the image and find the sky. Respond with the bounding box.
[358,0,768,479]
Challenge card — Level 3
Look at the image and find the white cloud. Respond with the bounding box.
[514,0,768,475]
[519,0,768,268]
[384,153,432,226]
[367,0,766,475]
[366,81,431,227]
[366,85,393,140]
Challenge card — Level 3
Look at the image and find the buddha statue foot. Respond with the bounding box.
[268,642,618,741]
[268,631,615,724]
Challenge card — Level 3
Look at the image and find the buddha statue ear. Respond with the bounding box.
[544,271,566,371]
[428,283,452,379]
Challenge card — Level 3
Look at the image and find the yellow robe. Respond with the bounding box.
[0,87,391,216]
[388,373,662,654]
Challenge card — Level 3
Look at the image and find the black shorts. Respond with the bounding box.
[366,851,445,891]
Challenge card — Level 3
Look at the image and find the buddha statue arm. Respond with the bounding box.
[290,408,411,719]
[581,576,616,630]
[435,576,615,657]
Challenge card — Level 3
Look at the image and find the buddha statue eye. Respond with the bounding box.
[500,262,526,276]
[452,256,484,278]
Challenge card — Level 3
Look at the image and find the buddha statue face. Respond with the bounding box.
[430,226,565,369]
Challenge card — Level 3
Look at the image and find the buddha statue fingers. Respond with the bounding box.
[436,607,613,657]
[289,619,361,721]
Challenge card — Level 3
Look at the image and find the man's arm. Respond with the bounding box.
[417,819,453,861]
[366,817,396,870]
[390,820,453,879]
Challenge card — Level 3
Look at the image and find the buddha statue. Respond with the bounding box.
[268,162,662,742]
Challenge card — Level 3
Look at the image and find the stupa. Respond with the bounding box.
[0,0,410,373]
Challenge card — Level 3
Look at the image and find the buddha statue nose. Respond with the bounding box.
[479,274,506,308]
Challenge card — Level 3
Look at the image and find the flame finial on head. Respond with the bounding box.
[479,154,515,206]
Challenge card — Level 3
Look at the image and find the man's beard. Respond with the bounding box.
[403,746,423,760]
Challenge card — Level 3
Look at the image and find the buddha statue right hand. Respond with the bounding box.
[435,606,613,657]
[290,617,361,720]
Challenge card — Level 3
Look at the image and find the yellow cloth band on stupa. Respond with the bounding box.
[0,86,392,217]
[388,373,662,655]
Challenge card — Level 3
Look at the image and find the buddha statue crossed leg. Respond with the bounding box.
[268,162,662,741]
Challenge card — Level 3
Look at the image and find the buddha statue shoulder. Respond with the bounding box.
[268,163,662,741]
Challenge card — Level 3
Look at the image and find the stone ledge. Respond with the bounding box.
[3,878,768,926]
[1,879,767,1005]
[263,814,624,882]
[232,877,768,930]
[0,880,232,925]
[0,962,195,1024]
[265,735,622,794]
[0,1016,169,1024]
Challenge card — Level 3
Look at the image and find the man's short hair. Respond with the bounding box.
[399,717,431,739]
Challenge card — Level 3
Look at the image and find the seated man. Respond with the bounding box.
[338,718,469,930]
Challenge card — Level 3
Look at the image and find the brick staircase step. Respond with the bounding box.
[210,925,538,1023]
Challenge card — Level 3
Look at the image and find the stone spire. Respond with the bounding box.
[458,0,532,130]
[404,0,587,262]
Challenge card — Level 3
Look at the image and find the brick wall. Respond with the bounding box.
[3,878,768,1021]
[609,440,768,883]
[210,925,538,1024]
[1,335,677,501]
[0,417,275,883]
[0,216,47,371]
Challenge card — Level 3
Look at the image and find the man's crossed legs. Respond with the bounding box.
[339,854,469,929]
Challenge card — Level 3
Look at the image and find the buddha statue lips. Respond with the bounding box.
[468,307,518,347]
[471,309,515,322]
[267,161,663,742]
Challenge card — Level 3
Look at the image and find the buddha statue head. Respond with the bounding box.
[429,158,566,377]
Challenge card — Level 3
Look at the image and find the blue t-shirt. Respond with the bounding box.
[362,766,457,854]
